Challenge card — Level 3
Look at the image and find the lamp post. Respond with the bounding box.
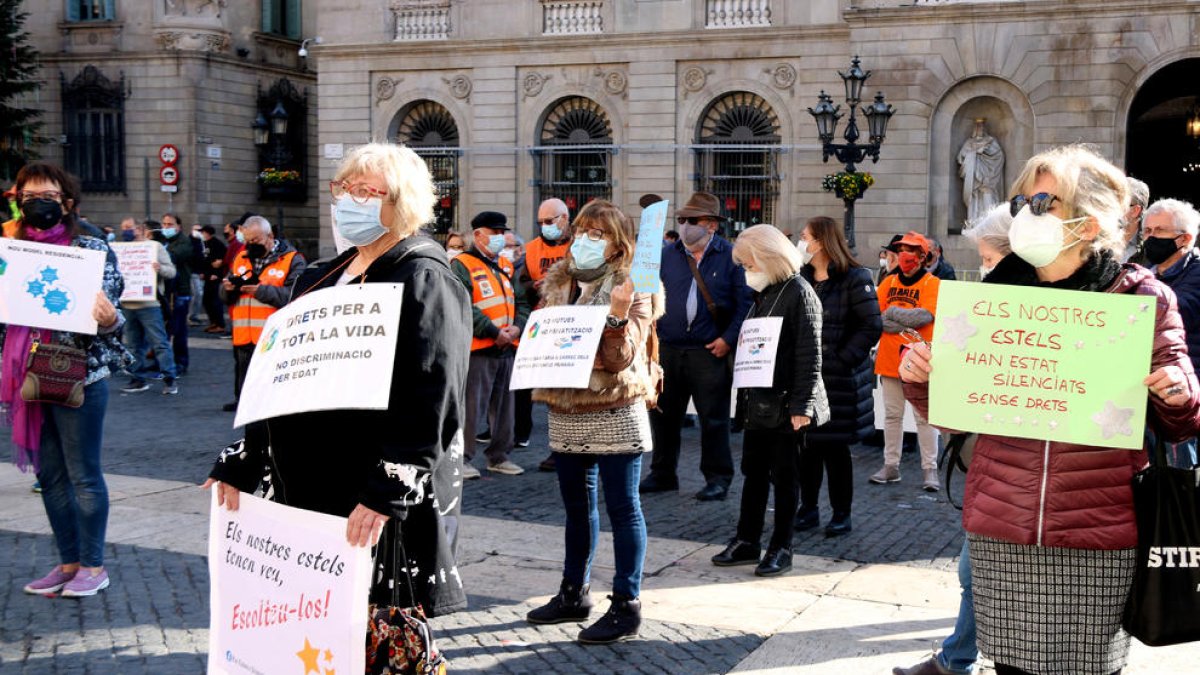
[252,101,291,236]
[808,56,895,250]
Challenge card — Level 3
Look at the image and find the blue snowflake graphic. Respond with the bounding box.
[40,267,59,284]
[42,289,71,315]
[26,279,46,297]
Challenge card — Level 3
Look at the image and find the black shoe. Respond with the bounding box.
[538,454,556,472]
[793,506,820,531]
[695,483,728,501]
[825,511,852,537]
[754,548,793,577]
[476,432,491,443]
[638,474,678,494]
[526,581,593,625]
[222,402,237,412]
[711,539,761,567]
[577,594,641,644]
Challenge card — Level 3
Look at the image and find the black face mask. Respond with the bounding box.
[1143,236,1182,266]
[20,199,64,230]
[245,243,268,259]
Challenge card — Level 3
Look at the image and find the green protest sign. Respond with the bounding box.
[928,281,1153,449]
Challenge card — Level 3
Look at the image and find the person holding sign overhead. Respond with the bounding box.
[205,142,471,618]
[7,162,131,598]
[524,200,662,644]
[710,225,828,577]
[901,145,1200,675]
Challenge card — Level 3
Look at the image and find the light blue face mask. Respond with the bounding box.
[161,227,178,238]
[333,196,389,247]
[571,236,608,270]
[486,233,506,255]
[235,230,245,244]
[541,224,563,241]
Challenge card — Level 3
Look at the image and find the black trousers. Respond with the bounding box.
[735,428,799,551]
[203,278,226,328]
[798,439,853,515]
[648,344,734,487]
[514,388,533,443]
[233,343,254,400]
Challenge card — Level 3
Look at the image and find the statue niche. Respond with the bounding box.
[957,118,1005,226]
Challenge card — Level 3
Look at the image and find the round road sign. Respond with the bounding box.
[160,165,179,186]
[159,144,179,165]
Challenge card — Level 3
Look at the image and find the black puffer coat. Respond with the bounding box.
[801,264,882,444]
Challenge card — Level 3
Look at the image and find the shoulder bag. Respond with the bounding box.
[20,331,87,408]
[366,520,448,675]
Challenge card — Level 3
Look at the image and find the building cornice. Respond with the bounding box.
[38,51,317,81]
[843,0,1198,27]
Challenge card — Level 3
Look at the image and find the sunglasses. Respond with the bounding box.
[1010,192,1060,217]
[676,216,710,226]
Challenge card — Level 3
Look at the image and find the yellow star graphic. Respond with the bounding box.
[323,649,333,662]
[296,637,321,674]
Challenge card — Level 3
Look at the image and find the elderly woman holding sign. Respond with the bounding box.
[523,200,662,645]
[901,145,1200,675]
[204,143,471,617]
[711,224,828,578]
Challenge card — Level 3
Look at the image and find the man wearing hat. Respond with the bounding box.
[878,233,903,284]
[642,191,753,501]
[452,211,531,479]
[873,231,941,491]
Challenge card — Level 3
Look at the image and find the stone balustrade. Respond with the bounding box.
[542,1,604,35]
[392,1,452,41]
[705,0,771,29]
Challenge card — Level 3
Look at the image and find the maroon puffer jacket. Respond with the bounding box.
[906,264,1200,550]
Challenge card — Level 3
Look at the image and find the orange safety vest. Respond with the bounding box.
[230,249,297,346]
[524,237,569,283]
[456,252,519,352]
[874,271,940,379]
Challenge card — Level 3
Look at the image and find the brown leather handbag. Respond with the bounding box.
[20,332,87,408]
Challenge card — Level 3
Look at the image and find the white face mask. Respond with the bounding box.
[878,256,888,270]
[979,265,993,279]
[500,249,516,262]
[1007,205,1088,269]
[796,240,814,266]
[446,247,463,259]
[744,270,771,292]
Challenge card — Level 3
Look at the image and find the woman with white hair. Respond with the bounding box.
[711,224,828,578]
[962,203,1013,279]
[205,142,472,617]
[902,145,1200,675]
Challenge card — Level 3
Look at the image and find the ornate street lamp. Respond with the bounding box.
[270,101,289,136]
[251,113,269,147]
[253,101,294,236]
[808,55,896,250]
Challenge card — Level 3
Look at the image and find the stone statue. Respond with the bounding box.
[957,118,1005,225]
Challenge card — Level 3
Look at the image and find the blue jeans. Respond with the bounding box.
[168,295,191,371]
[554,452,647,598]
[35,381,110,568]
[939,538,978,674]
[122,306,177,380]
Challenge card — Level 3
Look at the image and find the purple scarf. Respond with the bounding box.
[1,223,72,471]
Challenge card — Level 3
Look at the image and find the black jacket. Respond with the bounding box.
[801,264,883,444]
[163,233,196,296]
[209,234,471,616]
[738,273,830,430]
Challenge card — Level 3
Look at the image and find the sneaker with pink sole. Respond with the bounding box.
[23,566,77,595]
[61,568,110,597]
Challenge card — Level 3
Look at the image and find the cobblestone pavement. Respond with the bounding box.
[0,337,968,673]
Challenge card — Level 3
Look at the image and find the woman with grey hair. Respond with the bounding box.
[901,145,1200,674]
[962,203,1013,279]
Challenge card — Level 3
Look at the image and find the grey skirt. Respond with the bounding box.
[548,402,653,454]
[968,534,1136,675]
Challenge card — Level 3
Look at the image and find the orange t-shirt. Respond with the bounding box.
[875,272,940,378]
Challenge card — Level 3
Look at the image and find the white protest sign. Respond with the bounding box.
[207,492,370,675]
[630,200,668,293]
[0,238,105,335]
[510,305,608,390]
[234,283,402,427]
[733,317,784,389]
[110,241,158,301]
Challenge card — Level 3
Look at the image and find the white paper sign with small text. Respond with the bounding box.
[733,317,784,389]
[234,283,402,427]
[207,492,371,675]
[510,305,608,390]
[110,241,158,302]
[0,238,105,335]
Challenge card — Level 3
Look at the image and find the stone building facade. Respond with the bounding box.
[20,0,322,257]
[312,0,1200,269]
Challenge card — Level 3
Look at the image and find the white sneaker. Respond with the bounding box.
[487,460,525,476]
[461,463,481,480]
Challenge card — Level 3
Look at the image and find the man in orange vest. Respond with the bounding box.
[220,215,307,413]
[452,211,531,479]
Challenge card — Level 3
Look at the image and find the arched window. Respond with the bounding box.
[392,100,461,235]
[533,96,613,221]
[693,91,781,233]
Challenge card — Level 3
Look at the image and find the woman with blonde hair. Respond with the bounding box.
[524,200,663,644]
[711,224,828,577]
[205,142,472,617]
[902,145,1200,674]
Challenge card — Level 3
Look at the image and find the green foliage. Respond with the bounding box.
[0,0,44,183]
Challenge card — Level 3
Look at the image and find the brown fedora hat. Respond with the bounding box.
[675,191,727,221]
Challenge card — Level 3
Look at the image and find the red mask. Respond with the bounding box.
[897,251,923,275]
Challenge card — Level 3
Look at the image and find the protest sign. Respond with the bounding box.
[234,283,403,427]
[208,492,370,675]
[510,305,608,390]
[110,241,158,301]
[0,238,105,334]
[733,317,784,389]
[630,200,669,293]
[929,281,1154,449]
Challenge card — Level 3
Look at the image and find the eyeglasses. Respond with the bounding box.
[1010,192,1060,217]
[329,181,388,205]
[18,190,63,203]
[574,228,605,242]
[676,216,709,226]
[538,216,563,226]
